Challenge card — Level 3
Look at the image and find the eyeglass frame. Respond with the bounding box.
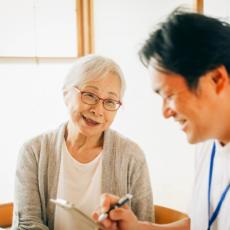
[74,87,122,111]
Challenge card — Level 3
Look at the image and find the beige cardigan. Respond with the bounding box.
[12,123,153,229]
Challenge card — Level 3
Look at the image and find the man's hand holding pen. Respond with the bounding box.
[92,193,191,230]
[92,193,139,230]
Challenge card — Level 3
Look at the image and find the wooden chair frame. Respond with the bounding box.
[0,203,13,228]
[154,205,188,224]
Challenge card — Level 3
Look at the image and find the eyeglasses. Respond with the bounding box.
[74,87,122,111]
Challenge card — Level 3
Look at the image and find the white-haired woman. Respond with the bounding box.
[12,55,153,229]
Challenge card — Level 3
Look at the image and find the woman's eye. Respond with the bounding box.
[83,92,98,101]
[105,99,116,107]
[85,93,95,97]
[84,92,96,98]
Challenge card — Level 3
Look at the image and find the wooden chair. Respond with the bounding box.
[0,203,188,228]
[0,202,13,228]
[154,205,189,224]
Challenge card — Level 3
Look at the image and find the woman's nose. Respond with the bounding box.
[90,99,104,116]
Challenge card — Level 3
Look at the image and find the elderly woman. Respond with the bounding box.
[12,55,153,229]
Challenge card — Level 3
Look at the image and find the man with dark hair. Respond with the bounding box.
[93,9,230,230]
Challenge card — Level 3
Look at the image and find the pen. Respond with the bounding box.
[98,193,133,222]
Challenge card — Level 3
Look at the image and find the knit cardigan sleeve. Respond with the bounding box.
[12,139,49,230]
[12,124,64,230]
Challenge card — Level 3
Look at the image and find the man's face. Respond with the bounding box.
[149,67,218,144]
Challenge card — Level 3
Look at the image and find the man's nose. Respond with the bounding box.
[162,101,176,119]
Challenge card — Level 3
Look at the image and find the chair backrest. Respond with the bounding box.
[0,203,13,228]
[0,203,188,227]
[154,205,189,224]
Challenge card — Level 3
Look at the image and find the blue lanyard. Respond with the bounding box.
[207,142,230,230]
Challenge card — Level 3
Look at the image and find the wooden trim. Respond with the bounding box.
[77,0,94,56]
[77,0,84,56]
[0,57,78,63]
[194,0,203,13]
[88,0,94,53]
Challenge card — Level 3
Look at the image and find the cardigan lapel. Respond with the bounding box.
[46,123,66,229]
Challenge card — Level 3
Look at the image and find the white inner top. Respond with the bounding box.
[54,139,102,230]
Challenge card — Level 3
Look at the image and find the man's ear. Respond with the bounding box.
[211,65,229,94]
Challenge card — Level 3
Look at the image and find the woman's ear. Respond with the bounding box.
[211,65,229,94]
[63,90,71,106]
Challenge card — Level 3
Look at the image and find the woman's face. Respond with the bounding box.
[66,73,121,138]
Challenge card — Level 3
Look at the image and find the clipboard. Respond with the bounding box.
[50,198,102,230]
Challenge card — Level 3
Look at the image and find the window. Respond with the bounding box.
[0,0,94,63]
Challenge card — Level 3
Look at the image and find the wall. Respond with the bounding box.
[0,63,71,202]
[0,0,196,213]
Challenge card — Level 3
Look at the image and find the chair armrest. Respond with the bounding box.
[154,205,188,224]
[0,203,13,228]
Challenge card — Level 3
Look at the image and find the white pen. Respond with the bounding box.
[98,193,133,222]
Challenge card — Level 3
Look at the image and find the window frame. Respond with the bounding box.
[0,0,94,63]
[194,0,203,13]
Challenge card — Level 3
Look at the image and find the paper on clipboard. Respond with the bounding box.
[50,198,101,230]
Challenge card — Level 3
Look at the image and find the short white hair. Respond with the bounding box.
[63,54,126,99]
